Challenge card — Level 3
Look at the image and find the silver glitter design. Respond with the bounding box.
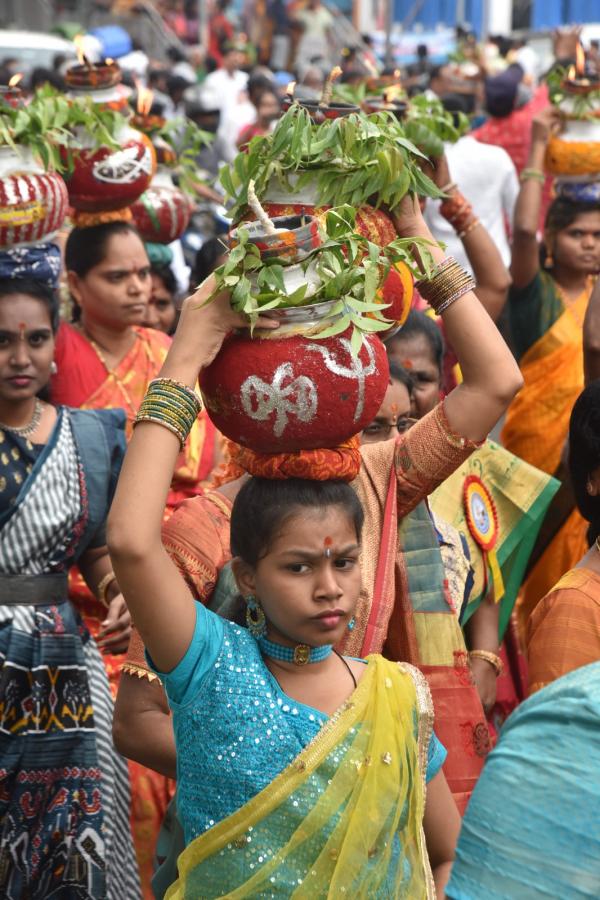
[306,336,377,422]
[93,145,153,185]
[240,363,318,437]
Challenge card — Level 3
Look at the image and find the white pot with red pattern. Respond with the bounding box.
[0,146,69,249]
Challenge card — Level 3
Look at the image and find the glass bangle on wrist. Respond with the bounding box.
[133,377,204,447]
[416,256,476,315]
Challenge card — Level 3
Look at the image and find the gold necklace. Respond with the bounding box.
[0,399,43,437]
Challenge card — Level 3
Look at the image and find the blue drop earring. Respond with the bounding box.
[348,617,355,632]
[245,595,267,638]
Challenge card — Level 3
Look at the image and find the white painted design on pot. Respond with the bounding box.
[93,144,154,185]
[307,336,376,421]
[240,363,318,436]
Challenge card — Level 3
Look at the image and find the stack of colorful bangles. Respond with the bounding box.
[439,184,481,239]
[416,256,476,315]
[133,377,202,446]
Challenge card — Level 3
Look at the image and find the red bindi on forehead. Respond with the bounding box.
[402,359,413,369]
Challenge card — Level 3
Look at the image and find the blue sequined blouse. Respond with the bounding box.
[150,601,446,844]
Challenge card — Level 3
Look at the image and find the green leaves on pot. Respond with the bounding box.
[219,104,443,222]
[403,95,469,158]
[155,117,213,197]
[209,204,438,352]
[0,84,125,172]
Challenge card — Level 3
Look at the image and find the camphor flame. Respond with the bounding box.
[8,73,23,88]
[74,34,92,68]
[567,65,576,80]
[136,83,154,116]
[286,81,296,97]
[393,69,401,81]
[384,84,403,103]
[576,41,586,77]
[105,57,114,65]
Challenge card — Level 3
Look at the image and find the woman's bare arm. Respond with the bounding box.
[424,769,461,898]
[107,279,278,673]
[394,196,523,443]
[510,107,560,289]
[113,674,176,778]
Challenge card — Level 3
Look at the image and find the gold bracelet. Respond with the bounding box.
[469,649,504,677]
[97,571,117,609]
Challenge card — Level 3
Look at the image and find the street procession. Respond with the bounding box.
[0,0,599,896]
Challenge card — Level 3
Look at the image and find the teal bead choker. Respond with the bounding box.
[257,635,333,667]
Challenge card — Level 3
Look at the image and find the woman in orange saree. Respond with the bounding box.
[50,221,219,897]
[501,108,600,631]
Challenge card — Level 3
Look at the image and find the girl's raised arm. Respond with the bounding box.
[107,278,277,672]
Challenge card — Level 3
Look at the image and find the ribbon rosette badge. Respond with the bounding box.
[463,475,505,604]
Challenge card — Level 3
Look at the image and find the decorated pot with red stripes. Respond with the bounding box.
[0,146,69,249]
[130,168,191,243]
[62,125,156,213]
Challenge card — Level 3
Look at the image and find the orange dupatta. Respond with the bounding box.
[502,285,592,626]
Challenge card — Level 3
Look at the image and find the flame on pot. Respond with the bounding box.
[576,41,586,77]
[74,34,92,68]
[105,57,114,65]
[286,81,296,97]
[8,73,23,88]
[393,69,401,81]
[384,84,403,103]
[567,64,576,80]
[137,84,154,116]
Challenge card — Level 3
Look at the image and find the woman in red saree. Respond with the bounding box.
[50,221,220,897]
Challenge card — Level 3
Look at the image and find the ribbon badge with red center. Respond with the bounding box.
[463,475,505,604]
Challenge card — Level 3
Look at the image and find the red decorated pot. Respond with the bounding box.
[0,146,69,248]
[63,125,156,213]
[200,328,389,453]
[131,168,191,243]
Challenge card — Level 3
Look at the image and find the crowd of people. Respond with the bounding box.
[1,11,600,900]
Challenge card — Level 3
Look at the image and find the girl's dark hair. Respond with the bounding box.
[65,221,140,278]
[193,237,227,288]
[151,263,177,297]
[385,310,445,376]
[569,380,600,542]
[388,360,415,398]
[230,478,364,566]
[0,278,59,333]
[545,197,600,235]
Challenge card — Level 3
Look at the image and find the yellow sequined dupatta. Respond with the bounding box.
[166,656,435,899]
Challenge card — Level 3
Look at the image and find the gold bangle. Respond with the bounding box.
[416,257,476,315]
[469,649,503,677]
[97,571,117,609]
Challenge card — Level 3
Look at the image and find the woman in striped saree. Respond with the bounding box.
[0,268,140,899]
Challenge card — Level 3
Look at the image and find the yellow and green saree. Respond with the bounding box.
[165,656,435,899]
